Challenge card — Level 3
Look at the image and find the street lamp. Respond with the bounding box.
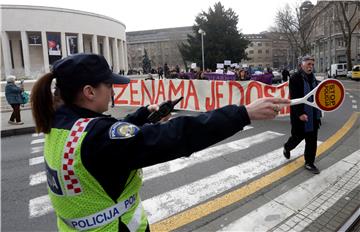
[198,28,206,71]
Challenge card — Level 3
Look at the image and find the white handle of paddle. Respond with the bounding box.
[290,84,319,109]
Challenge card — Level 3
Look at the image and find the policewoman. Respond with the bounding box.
[31,53,289,231]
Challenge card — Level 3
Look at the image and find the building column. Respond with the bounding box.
[20,31,31,77]
[1,31,12,77]
[123,41,128,72]
[77,33,84,53]
[118,39,125,71]
[91,35,98,54]
[113,38,119,73]
[61,32,67,58]
[103,36,110,64]
[41,31,50,73]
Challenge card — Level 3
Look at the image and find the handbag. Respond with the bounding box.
[21,91,30,104]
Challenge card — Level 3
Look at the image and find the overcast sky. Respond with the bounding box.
[1,0,317,33]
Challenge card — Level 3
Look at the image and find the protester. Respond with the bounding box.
[282,68,290,82]
[157,66,163,79]
[283,55,321,174]
[31,53,289,231]
[164,63,170,78]
[5,75,24,125]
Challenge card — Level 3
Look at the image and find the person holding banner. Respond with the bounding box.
[31,53,290,231]
[283,55,321,174]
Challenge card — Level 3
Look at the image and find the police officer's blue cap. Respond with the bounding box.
[53,53,130,89]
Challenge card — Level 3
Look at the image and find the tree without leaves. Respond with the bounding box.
[274,2,331,57]
[179,2,250,71]
[333,1,360,71]
[142,49,151,74]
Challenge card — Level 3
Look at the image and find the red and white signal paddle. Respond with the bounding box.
[290,79,345,112]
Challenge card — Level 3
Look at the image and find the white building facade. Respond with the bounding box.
[0,5,128,80]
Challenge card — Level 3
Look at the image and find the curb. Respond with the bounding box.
[1,126,35,137]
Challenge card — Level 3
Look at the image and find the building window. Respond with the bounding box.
[266,50,269,54]
[258,42,262,46]
[258,49,262,54]
[249,50,254,54]
[337,38,345,48]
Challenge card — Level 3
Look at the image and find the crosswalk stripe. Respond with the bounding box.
[29,156,44,166]
[31,138,45,145]
[29,195,52,218]
[28,140,322,220]
[143,141,321,223]
[29,132,294,217]
[31,146,43,154]
[143,131,283,181]
[220,149,360,231]
[32,133,44,137]
[30,171,46,186]
[28,127,260,186]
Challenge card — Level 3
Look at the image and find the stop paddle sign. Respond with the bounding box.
[291,79,345,112]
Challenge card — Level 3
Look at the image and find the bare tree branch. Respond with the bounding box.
[333,1,359,70]
[350,3,360,33]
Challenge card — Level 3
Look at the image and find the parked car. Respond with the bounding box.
[351,65,360,80]
[328,63,347,78]
[272,71,282,84]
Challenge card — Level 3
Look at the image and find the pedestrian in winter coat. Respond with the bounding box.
[283,55,321,174]
[5,75,24,125]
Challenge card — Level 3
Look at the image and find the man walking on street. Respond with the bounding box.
[283,55,321,174]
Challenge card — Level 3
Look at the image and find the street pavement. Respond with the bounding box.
[1,98,360,231]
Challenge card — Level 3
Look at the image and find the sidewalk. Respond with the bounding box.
[1,105,139,137]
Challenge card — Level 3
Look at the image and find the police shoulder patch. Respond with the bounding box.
[109,121,140,139]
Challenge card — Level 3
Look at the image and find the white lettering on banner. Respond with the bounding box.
[66,194,136,230]
[113,80,290,115]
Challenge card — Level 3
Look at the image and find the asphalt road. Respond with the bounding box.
[1,79,359,231]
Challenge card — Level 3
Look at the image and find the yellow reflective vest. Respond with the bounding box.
[44,118,148,231]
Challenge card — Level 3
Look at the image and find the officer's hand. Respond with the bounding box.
[299,114,308,122]
[147,104,159,113]
[245,97,290,120]
[159,114,171,122]
[147,104,171,122]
